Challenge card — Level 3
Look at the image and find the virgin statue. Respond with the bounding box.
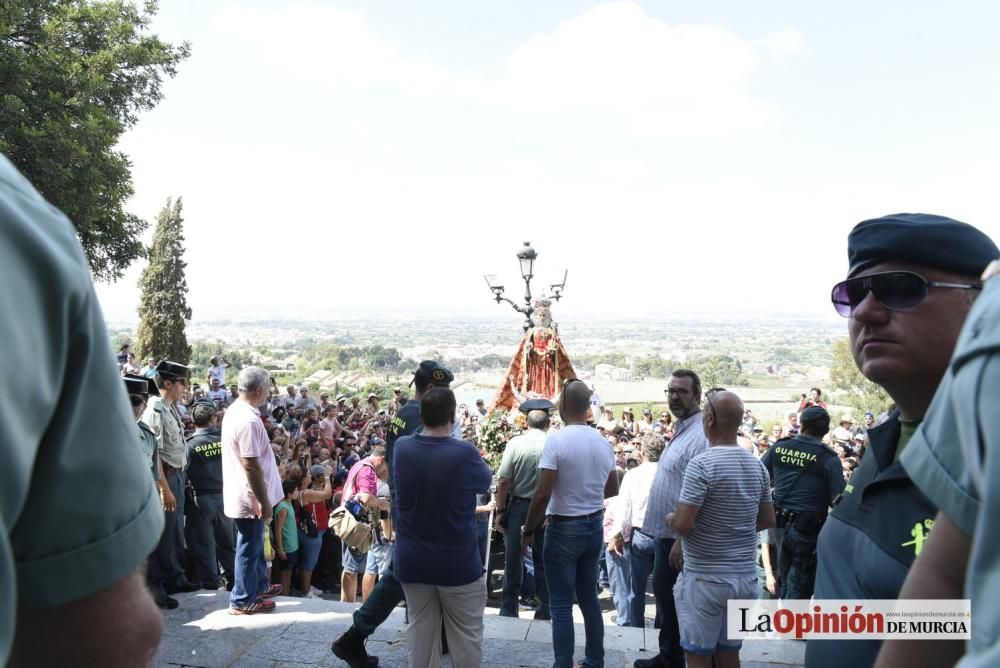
[490,298,576,411]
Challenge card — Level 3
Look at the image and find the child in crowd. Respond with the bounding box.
[273,479,300,596]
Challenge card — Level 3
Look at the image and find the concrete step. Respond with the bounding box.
[157,591,804,667]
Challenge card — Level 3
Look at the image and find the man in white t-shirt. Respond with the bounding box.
[207,356,228,387]
[522,379,618,668]
[207,378,229,406]
[222,366,284,615]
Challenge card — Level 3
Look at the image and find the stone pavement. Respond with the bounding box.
[157,591,805,668]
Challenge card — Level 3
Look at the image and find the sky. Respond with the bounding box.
[94,0,1000,323]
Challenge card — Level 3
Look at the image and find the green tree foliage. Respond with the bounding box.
[135,197,191,363]
[295,342,410,377]
[0,0,190,280]
[829,337,891,416]
[689,354,749,388]
[188,342,254,382]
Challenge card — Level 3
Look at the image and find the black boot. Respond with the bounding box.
[331,626,379,668]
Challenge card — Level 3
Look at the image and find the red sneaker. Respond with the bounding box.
[259,584,283,599]
[229,598,276,615]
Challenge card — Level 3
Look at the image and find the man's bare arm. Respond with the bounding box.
[523,469,557,533]
[875,511,971,668]
[242,456,273,522]
[10,568,163,667]
[604,468,619,499]
[756,502,776,531]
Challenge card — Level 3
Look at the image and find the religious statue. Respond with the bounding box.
[490,298,577,411]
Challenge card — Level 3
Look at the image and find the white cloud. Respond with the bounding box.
[754,29,804,56]
[459,1,792,139]
[215,2,450,96]
[217,1,795,139]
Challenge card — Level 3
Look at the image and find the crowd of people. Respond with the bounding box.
[104,211,1000,668]
[5,151,997,668]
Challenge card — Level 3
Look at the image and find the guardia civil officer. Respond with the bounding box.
[186,401,236,591]
[760,405,844,599]
[494,398,554,620]
[1,154,164,665]
[876,263,1000,668]
[144,360,200,606]
[125,374,161,483]
[806,214,999,668]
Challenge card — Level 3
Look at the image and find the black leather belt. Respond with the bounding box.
[550,509,603,522]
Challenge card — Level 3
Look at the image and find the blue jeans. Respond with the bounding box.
[651,537,683,664]
[231,518,268,608]
[297,530,324,571]
[544,514,604,668]
[606,544,632,626]
[628,530,656,628]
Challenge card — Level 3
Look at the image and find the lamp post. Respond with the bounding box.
[484,241,567,332]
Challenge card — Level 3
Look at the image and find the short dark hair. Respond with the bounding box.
[810,387,822,396]
[282,479,298,496]
[670,368,702,398]
[192,402,217,427]
[128,394,146,408]
[800,413,831,439]
[420,387,457,428]
[560,378,592,416]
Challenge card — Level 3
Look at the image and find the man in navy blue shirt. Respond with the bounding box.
[394,387,492,667]
[332,360,454,667]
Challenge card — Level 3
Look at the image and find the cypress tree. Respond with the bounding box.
[135,197,192,364]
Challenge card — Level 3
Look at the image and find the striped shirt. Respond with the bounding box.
[679,445,772,575]
[642,412,708,538]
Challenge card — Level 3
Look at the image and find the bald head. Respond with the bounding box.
[704,390,744,444]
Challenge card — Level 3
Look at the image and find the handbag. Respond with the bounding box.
[329,505,374,552]
[297,492,319,538]
[328,463,376,551]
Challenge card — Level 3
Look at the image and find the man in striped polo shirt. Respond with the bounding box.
[668,390,776,668]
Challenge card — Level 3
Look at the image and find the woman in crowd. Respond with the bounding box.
[619,408,637,437]
[296,464,333,598]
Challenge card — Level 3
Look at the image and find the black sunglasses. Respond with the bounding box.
[831,270,980,317]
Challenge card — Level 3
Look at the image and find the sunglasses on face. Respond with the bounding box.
[831,270,981,317]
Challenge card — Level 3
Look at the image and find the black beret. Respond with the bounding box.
[800,405,829,422]
[519,398,555,414]
[411,360,453,387]
[848,213,999,278]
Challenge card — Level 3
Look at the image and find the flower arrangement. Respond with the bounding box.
[478,408,519,470]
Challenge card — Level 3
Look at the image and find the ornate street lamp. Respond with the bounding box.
[484,241,567,331]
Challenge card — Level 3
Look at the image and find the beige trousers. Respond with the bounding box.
[401,577,486,668]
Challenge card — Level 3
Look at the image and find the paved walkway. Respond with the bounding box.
[157,591,805,667]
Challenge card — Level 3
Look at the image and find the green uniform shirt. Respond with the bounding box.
[0,155,164,664]
[143,396,186,469]
[138,420,161,481]
[902,274,1000,667]
[497,429,547,499]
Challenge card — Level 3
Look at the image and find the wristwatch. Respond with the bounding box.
[520,525,533,537]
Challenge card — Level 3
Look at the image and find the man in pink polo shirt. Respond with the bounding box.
[339,446,389,603]
[222,367,284,614]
